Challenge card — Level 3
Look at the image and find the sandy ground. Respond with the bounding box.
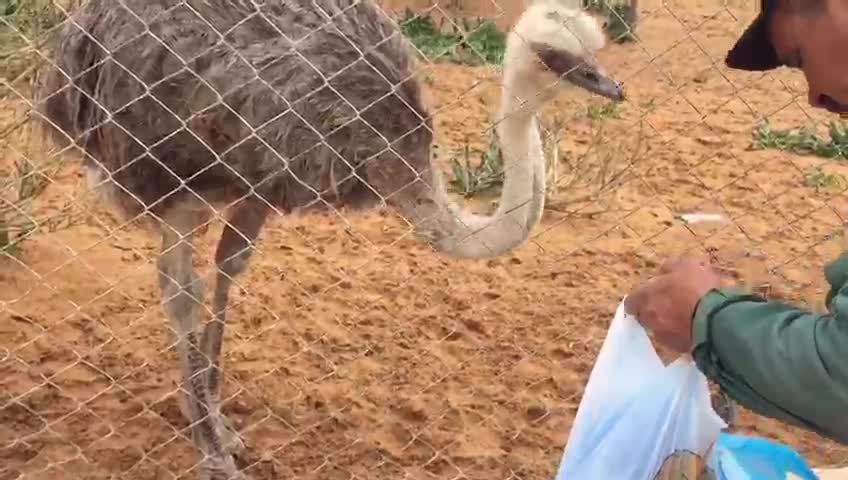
[3,0,848,478]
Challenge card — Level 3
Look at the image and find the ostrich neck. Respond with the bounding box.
[493,73,547,222]
[497,75,550,122]
[426,67,549,259]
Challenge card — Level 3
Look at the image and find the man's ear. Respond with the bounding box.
[529,42,582,77]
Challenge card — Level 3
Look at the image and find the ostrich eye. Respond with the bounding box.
[582,70,599,83]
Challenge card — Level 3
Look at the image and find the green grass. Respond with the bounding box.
[1,0,78,252]
[587,101,621,121]
[583,0,638,44]
[751,120,848,159]
[640,98,657,114]
[803,165,845,192]
[1,0,70,94]
[751,120,848,192]
[442,97,626,199]
[1,0,19,16]
[444,134,504,196]
[398,10,506,65]
[0,157,42,253]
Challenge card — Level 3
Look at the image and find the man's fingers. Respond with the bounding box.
[623,286,643,317]
[624,275,663,317]
[623,291,640,317]
[658,257,682,274]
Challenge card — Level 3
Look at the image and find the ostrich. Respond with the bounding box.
[34,0,624,477]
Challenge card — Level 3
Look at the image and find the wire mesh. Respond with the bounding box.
[2,0,848,479]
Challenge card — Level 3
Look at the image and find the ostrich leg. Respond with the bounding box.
[158,206,246,480]
[200,198,270,455]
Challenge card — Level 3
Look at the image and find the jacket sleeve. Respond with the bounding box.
[691,252,848,444]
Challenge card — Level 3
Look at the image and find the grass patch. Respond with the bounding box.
[0,115,84,254]
[398,10,506,65]
[587,101,621,121]
[752,120,848,159]
[1,0,72,95]
[1,1,82,253]
[640,98,657,114]
[2,0,18,16]
[1,156,44,253]
[442,134,504,196]
[442,109,637,203]
[583,0,638,43]
[803,165,845,192]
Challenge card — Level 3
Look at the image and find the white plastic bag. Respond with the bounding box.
[554,300,727,480]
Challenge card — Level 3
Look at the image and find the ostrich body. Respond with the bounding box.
[36,0,623,477]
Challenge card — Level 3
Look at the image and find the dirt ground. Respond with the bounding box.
[3,0,848,478]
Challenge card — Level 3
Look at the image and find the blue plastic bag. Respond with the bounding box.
[555,300,727,479]
[707,433,818,480]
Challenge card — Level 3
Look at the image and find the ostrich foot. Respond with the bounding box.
[177,390,247,456]
[198,455,250,480]
[213,408,247,456]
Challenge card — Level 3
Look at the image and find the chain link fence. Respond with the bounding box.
[2,0,848,478]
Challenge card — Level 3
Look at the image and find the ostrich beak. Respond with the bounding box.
[567,61,625,101]
[529,43,625,102]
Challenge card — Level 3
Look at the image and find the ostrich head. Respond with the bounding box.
[505,0,625,102]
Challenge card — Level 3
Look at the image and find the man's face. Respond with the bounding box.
[769,0,848,114]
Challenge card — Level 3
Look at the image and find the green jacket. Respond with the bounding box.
[692,252,848,444]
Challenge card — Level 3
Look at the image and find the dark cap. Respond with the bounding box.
[725,0,782,71]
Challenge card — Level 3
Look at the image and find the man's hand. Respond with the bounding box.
[624,256,723,353]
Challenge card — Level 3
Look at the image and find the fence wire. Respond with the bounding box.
[2,0,848,479]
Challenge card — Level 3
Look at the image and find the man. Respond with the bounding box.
[624,0,848,445]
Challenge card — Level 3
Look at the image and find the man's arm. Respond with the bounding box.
[692,253,848,443]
